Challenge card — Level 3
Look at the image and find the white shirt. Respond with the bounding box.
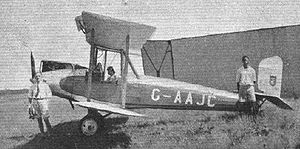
[28,81,52,99]
[236,66,256,86]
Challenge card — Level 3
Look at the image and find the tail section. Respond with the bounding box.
[256,56,293,110]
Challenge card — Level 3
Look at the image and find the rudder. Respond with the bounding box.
[257,56,283,97]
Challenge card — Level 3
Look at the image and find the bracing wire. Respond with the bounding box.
[97,49,104,58]
[108,52,118,66]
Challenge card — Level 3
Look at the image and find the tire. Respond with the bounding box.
[79,114,103,136]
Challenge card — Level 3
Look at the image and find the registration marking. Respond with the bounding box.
[151,88,215,107]
[162,95,171,98]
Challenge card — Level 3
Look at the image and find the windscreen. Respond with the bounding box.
[41,61,73,72]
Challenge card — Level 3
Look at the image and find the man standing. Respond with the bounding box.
[236,56,257,114]
[28,72,52,136]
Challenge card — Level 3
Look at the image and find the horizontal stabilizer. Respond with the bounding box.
[73,101,146,117]
[255,92,293,110]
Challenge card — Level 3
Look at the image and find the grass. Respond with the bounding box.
[0,91,299,149]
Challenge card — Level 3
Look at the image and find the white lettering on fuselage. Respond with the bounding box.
[207,95,215,107]
[162,95,171,98]
[151,88,160,101]
[174,91,182,103]
[196,94,205,105]
[151,89,215,107]
[185,92,193,104]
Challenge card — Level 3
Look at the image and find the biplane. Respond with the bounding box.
[30,11,293,136]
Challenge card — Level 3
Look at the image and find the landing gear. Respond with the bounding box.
[79,115,102,136]
[79,110,104,136]
[79,110,112,136]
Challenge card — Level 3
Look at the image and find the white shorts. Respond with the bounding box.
[238,85,256,102]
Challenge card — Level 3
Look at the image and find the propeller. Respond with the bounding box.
[30,51,36,82]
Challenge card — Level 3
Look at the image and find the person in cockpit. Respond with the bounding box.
[106,66,117,83]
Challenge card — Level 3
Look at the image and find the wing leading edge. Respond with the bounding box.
[73,101,146,117]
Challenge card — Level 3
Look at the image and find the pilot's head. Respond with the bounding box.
[107,66,115,76]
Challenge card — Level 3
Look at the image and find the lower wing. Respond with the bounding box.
[49,83,145,117]
[73,101,146,117]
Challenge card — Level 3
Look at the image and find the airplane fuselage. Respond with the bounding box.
[43,69,240,112]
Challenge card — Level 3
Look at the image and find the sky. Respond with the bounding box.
[0,0,299,90]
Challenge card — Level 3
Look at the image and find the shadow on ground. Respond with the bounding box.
[15,117,131,149]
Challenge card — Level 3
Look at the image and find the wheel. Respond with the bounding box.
[79,115,103,136]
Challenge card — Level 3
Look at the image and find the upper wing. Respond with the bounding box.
[255,92,293,110]
[73,101,146,117]
[76,11,156,51]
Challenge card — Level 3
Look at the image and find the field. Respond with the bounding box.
[0,91,299,149]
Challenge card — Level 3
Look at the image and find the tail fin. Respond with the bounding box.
[257,56,293,110]
[257,56,283,97]
[31,51,36,79]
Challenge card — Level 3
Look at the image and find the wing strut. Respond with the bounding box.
[86,29,96,102]
[120,35,130,108]
[124,50,140,79]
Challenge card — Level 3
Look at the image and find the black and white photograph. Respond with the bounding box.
[0,0,299,148]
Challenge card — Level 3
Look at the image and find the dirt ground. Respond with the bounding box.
[0,92,299,149]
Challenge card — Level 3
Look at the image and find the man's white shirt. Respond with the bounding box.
[236,66,256,86]
[28,82,52,99]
